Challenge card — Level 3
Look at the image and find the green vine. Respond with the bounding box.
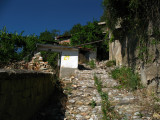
[101,0,160,63]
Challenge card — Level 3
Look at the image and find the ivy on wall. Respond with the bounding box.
[101,0,160,62]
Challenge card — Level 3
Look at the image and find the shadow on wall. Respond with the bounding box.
[119,31,140,69]
[31,81,67,120]
[112,27,142,69]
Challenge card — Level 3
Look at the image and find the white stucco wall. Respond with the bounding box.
[61,50,78,68]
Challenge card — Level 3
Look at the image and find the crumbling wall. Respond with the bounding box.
[4,52,53,73]
[0,69,57,120]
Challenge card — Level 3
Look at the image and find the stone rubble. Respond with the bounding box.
[4,52,53,73]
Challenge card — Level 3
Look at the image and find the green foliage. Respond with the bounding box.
[109,34,114,43]
[88,60,96,69]
[106,60,116,67]
[66,21,109,60]
[101,0,160,62]
[0,27,39,63]
[39,30,53,42]
[70,21,105,49]
[39,29,60,43]
[0,27,59,68]
[63,82,73,95]
[94,75,102,93]
[94,75,121,119]
[41,51,58,68]
[89,100,97,108]
[101,0,155,31]
[111,66,141,90]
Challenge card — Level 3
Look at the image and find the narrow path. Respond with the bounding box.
[32,61,159,120]
[62,69,103,120]
[63,61,155,120]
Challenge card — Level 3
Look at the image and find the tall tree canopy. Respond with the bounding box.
[70,21,104,49]
[0,27,39,63]
[69,21,109,60]
[39,29,60,43]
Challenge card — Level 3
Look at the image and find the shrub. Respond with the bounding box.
[111,66,141,90]
[106,60,116,67]
[88,60,96,69]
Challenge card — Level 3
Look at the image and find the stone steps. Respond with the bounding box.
[62,69,103,120]
[64,63,154,120]
[31,61,156,120]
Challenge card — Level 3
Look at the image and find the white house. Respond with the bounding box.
[36,44,79,78]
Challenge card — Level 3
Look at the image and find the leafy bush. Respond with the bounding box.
[0,27,59,69]
[111,66,141,90]
[41,51,58,68]
[106,60,116,67]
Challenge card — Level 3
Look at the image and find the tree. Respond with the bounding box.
[70,21,104,49]
[101,0,160,62]
[69,21,109,60]
[39,29,60,44]
[38,29,60,68]
[0,27,60,68]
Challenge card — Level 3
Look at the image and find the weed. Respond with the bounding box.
[152,92,160,102]
[113,85,123,89]
[94,75,102,93]
[94,75,121,120]
[106,60,116,67]
[111,66,141,91]
[88,60,96,69]
[153,104,160,113]
[89,100,97,108]
[137,112,144,118]
[64,83,73,95]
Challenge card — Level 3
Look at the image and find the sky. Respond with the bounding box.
[0,0,103,36]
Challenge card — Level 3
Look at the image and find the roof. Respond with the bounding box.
[36,43,78,52]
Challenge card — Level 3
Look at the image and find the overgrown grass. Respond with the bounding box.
[111,66,141,91]
[94,75,121,120]
[106,60,116,67]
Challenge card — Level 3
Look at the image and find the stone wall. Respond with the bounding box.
[0,69,57,120]
[109,35,160,94]
[109,40,122,66]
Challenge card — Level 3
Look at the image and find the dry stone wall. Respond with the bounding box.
[0,69,57,120]
[4,52,53,73]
